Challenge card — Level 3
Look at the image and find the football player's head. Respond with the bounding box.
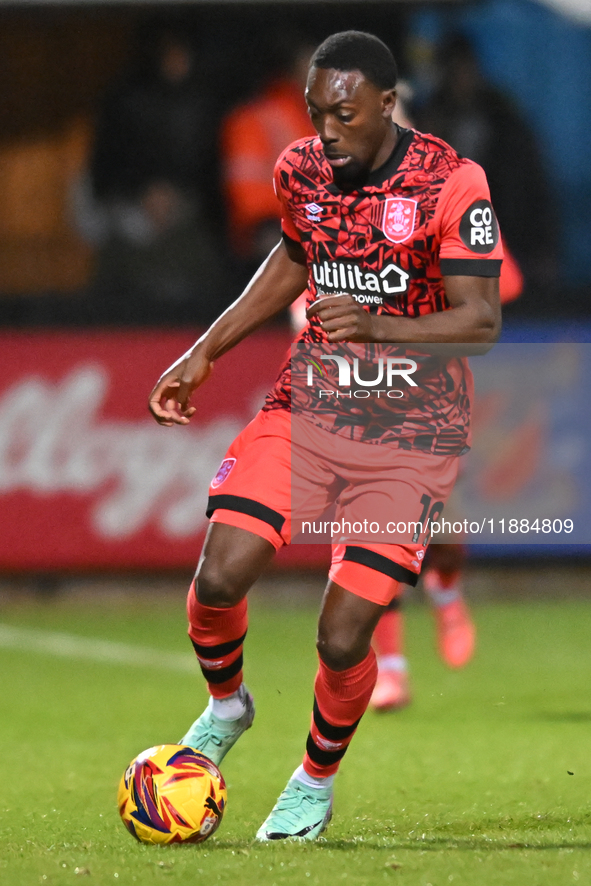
[306,31,398,188]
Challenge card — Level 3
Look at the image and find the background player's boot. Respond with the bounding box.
[370,667,412,712]
[180,685,255,766]
[256,774,333,841]
[435,598,476,668]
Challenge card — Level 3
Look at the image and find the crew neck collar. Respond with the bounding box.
[366,126,414,187]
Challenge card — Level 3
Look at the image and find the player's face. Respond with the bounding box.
[305,67,396,188]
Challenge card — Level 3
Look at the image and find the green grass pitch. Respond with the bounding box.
[0,582,590,885]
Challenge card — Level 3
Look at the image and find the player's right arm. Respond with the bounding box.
[149,238,308,426]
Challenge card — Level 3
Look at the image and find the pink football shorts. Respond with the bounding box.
[207,408,459,606]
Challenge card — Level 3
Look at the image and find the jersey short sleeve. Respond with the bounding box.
[273,149,301,244]
[434,161,503,277]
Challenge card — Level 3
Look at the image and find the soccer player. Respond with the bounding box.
[149,31,502,841]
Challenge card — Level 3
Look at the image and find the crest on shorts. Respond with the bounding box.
[211,457,236,489]
[383,198,417,243]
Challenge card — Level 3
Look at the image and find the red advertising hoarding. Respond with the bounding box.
[0,330,328,571]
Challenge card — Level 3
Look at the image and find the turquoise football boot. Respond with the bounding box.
[180,686,255,767]
[256,775,333,841]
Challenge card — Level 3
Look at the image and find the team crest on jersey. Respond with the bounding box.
[211,458,236,489]
[383,198,417,243]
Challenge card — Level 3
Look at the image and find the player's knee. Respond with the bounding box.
[194,561,244,609]
[316,629,366,672]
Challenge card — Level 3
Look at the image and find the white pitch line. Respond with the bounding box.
[0,623,196,673]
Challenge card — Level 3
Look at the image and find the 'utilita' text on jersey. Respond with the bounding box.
[264,128,503,454]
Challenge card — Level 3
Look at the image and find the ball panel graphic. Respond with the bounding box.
[118,745,227,845]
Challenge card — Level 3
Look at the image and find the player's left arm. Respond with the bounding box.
[306,275,500,346]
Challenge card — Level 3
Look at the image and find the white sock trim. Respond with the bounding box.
[429,588,461,607]
[378,654,408,673]
[292,764,335,791]
[210,684,247,721]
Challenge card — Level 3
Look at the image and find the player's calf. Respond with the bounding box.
[257,647,377,840]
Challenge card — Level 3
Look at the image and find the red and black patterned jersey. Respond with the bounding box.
[264,128,503,454]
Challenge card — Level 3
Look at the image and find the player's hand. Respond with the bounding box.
[306,294,375,342]
[148,349,214,426]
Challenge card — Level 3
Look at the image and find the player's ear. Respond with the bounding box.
[382,89,397,119]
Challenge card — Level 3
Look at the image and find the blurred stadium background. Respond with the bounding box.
[1,1,591,883]
[1,0,590,576]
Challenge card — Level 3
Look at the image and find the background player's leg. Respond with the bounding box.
[370,596,412,712]
[182,522,276,763]
[257,581,384,841]
[425,544,475,668]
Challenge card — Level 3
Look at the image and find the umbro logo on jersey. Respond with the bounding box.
[312,260,409,305]
[306,203,323,221]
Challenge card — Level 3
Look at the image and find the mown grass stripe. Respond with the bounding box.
[0,623,195,672]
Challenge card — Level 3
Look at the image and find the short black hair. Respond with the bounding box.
[310,31,397,91]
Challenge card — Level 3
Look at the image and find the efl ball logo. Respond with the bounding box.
[383,198,417,243]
